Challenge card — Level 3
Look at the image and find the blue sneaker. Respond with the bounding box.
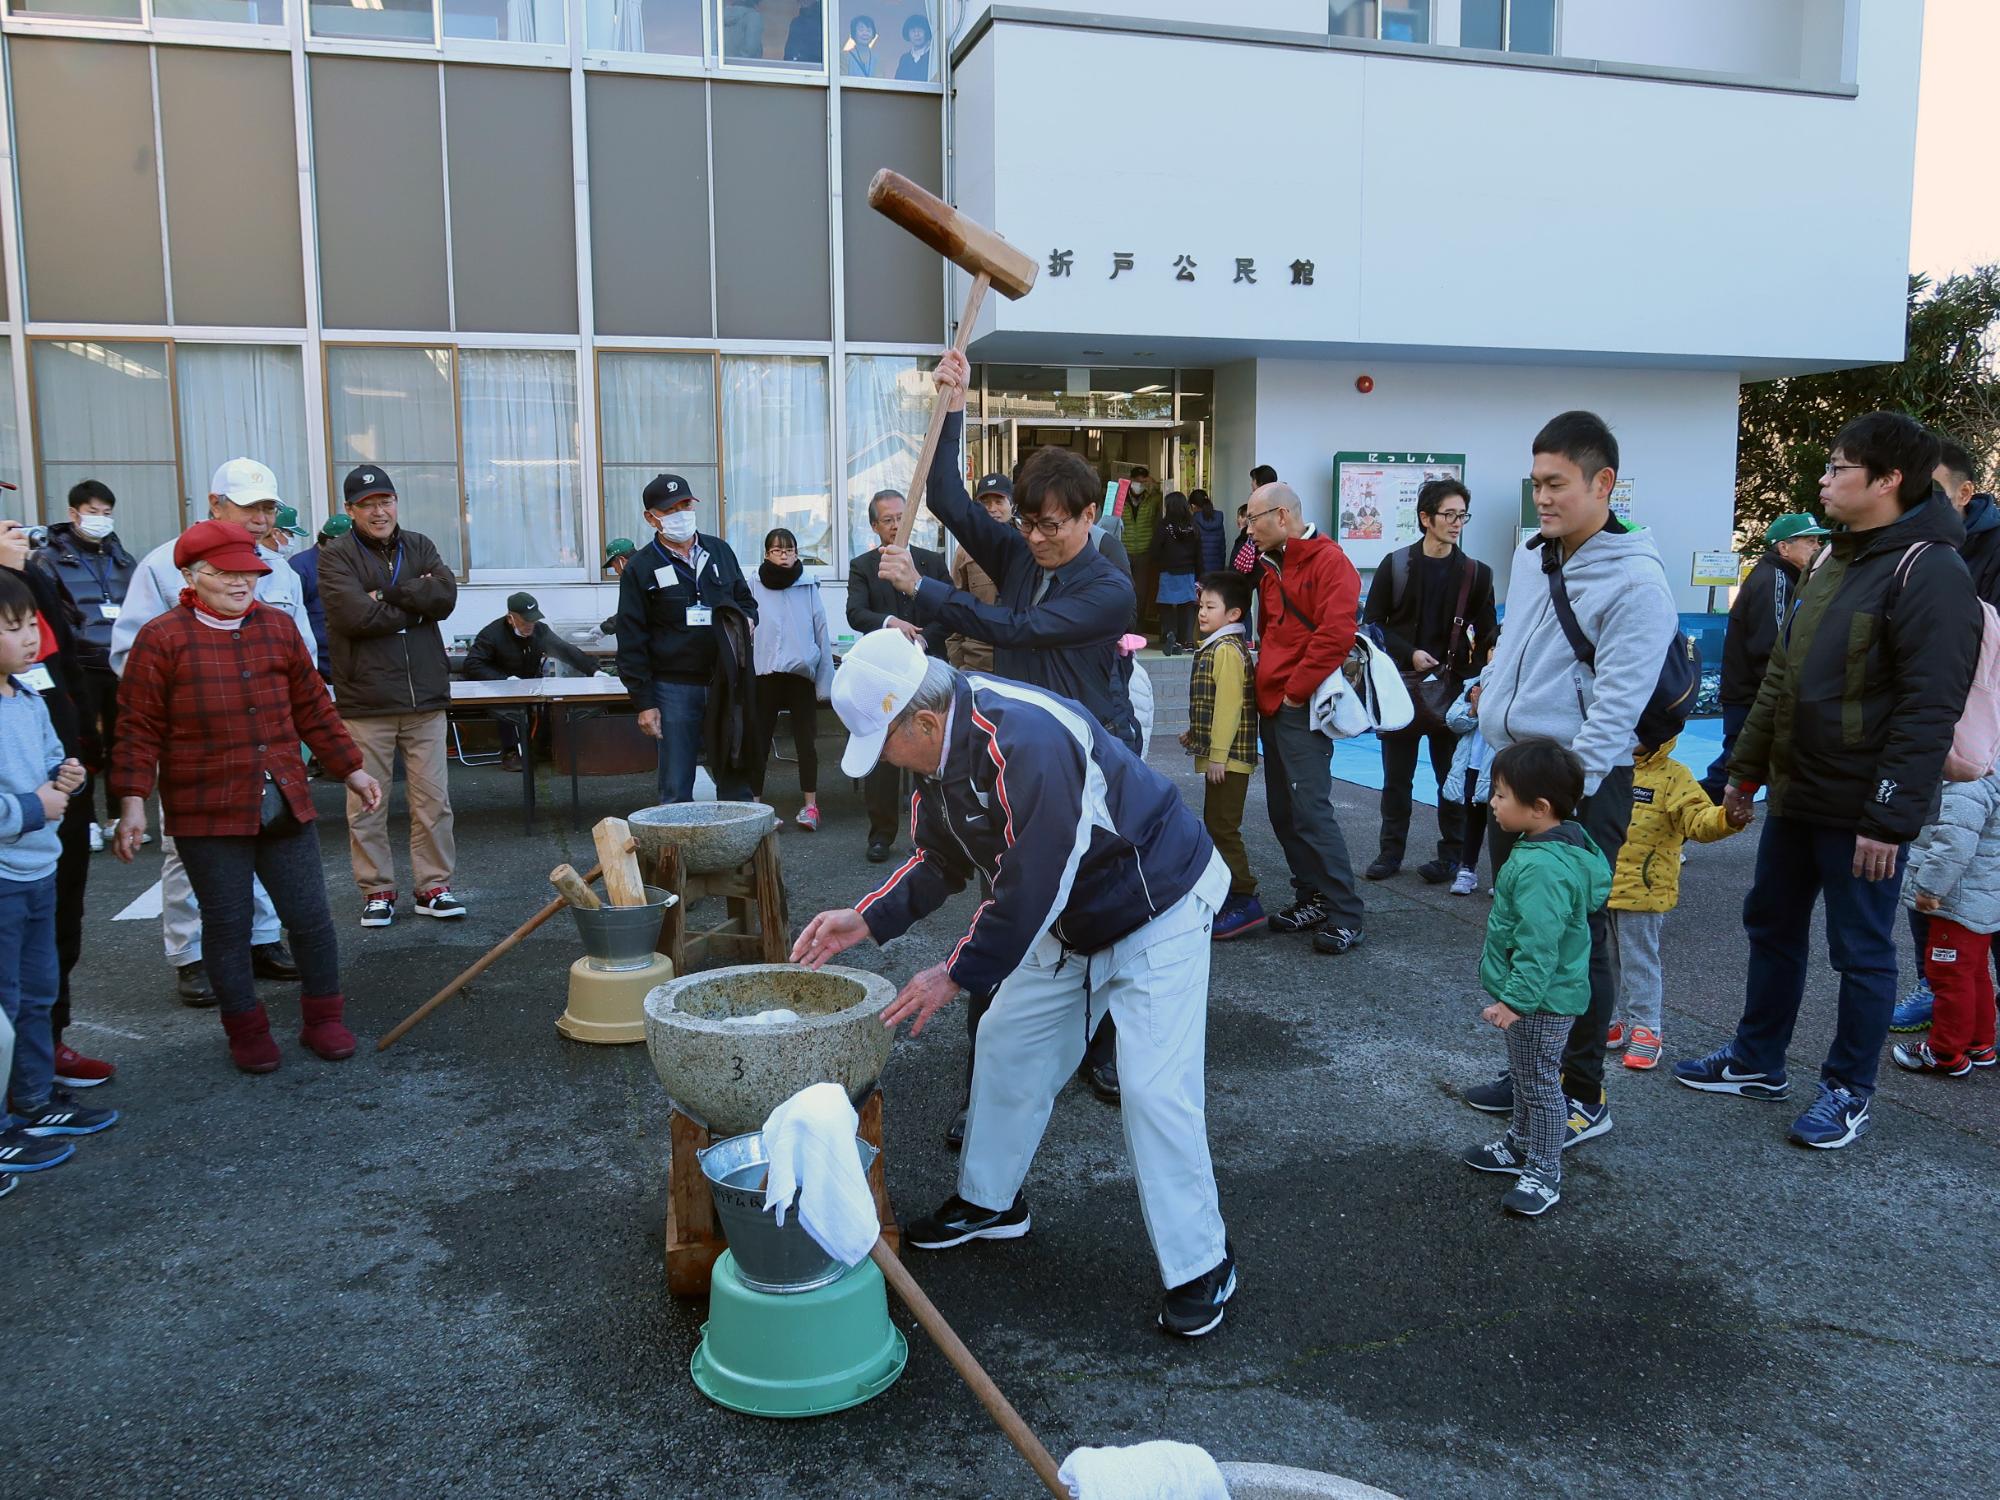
[1673,1043,1791,1100]
[1789,1082,1871,1149]
[1212,895,1266,942]
[1889,979,1933,1032]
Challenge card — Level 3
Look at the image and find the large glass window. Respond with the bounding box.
[4,0,141,20]
[598,352,720,539]
[443,0,565,43]
[0,341,19,499]
[459,350,582,570]
[721,355,830,563]
[153,0,287,22]
[843,354,937,556]
[309,0,434,43]
[586,0,704,56]
[837,3,935,81]
[33,341,182,558]
[1462,0,1556,55]
[176,344,311,537]
[326,347,466,573]
[980,366,1174,422]
[720,0,825,70]
[1328,1,1429,44]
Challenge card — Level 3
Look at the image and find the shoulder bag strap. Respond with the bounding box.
[1444,556,1476,674]
[1540,544,1596,669]
[1260,556,1317,634]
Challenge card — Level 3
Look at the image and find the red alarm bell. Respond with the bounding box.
[1355,374,1375,394]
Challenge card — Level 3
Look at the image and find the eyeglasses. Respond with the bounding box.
[766,547,798,559]
[1014,513,1077,538]
[1823,463,1866,477]
[350,498,396,513]
[1433,509,1470,523]
[1244,505,1284,524]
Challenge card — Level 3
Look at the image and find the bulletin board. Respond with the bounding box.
[1333,451,1467,569]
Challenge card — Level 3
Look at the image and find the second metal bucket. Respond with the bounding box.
[568,886,675,972]
[697,1130,879,1295]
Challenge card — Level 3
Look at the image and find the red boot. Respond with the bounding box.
[220,1007,281,1074]
[298,995,357,1061]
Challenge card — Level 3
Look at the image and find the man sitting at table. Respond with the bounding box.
[463,591,601,773]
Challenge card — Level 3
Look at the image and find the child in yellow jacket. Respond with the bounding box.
[1608,737,1751,1068]
[1180,572,1261,939]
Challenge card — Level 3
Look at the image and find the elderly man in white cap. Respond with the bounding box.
[111,458,318,1006]
[793,628,1238,1338]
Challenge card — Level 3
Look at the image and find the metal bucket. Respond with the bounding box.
[568,885,675,972]
[697,1130,879,1295]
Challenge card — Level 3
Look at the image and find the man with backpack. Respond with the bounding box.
[1678,414,1982,1149]
[1458,412,1680,1148]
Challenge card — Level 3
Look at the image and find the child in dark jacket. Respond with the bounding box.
[1461,738,1610,1218]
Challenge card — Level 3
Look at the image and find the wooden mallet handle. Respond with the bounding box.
[548,864,601,910]
[893,271,990,549]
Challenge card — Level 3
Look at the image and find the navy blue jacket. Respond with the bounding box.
[31,523,138,670]
[287,542,331,678]
[908,411,1136,740]
[615,533,758,708]
[855,673,1215,994]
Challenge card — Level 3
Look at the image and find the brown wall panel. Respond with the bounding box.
[839,91,944,344]
[711,82,832,341]
[444,66,578,335]
[586,74,713,338]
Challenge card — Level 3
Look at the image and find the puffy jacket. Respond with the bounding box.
[856,672,1218,995]
[287,542,331,677]
[1609,739,1743,912]
[1479,821,1611,1018]
[1904,771,2000,935]
[1730,491,1981,844]
[616,534,759,707]
[1718,549,1804,706]
[1445,671,1494,803]
[1194,509,1227,574]
[463,618,596,682]
[1151,520,1203,577]
[30,523,138,668]
[1956,492,2000,608]
[316,528,458,718]
[747,572,834,696]
[1253,531,1361,717]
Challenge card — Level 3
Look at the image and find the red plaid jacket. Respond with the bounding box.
[111,599,363,837]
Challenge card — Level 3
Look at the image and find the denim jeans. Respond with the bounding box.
[0,874,60,1128]
[1733,814,1905,1097]
[652,681,709,804]
[176,820,342,1017]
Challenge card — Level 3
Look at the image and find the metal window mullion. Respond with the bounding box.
[703,79,718,339]
[149,44,174,326]
[827,69,847,571]
[436,62,456,334]
[292,0,331,530]
[569,2,599,580]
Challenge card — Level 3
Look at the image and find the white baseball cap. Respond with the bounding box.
[209,457,281,508]
[834,628,933,778]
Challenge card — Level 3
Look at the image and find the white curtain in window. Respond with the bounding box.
[843,354,940,556]
[176,344,311,527]
[33,340,182,556]
[326,346,465,573]
[599,351,721,538]
[722,356,831,564]
[0,339,19,496]
[459,349,583,572]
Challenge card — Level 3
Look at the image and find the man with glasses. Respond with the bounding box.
[1362,479,1497,883]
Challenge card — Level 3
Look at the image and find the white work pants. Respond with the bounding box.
[959,853,1230,1288]
[160,833,280,965]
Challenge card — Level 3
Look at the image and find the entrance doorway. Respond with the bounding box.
[971,420,1207,499]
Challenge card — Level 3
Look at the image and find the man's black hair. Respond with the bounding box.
[1491,737,1584,822]
[1016,446,1100,522]
[1832,412,1942,507]
[1416,477,1470,521]
[1935,435,1979,489]
[0,567,37,627]
[1198,570,1252,619]
[1131,466,1150,480]
[68,480,116,511]
[1532,411,1619,482]
[1250,464,1278,487]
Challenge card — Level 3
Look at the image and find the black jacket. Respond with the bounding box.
[702,604,761,794]
[9,563,92,764]
[1730,491,1981,844]
[1957,492,2000,607]
[1718,549,1804,706]
[317,528,458,717]
[1151,521,1204,577]
[464,619,597,682]
[615,534,758,708]
[30,524,138,670]
[1361,542,1498,673]
[847,545,949,657]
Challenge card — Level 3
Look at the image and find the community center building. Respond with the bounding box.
[0,0,1921,634]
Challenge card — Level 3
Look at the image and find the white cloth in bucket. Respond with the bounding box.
[1058,1442,1231,1500]
[760,1083,878,1268]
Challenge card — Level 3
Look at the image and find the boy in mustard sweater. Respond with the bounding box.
[1181,572,1262,939]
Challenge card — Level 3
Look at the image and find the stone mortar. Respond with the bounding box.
[1217,1464,1401,1500]
[642,963,896,1134]
[629,801,778,875]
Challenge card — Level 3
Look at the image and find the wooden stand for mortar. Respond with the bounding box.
[646,830,790,976]
[664,1090,900,1297]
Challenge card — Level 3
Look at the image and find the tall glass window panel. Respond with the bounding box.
[443,0,565,43]
[838,3,934,81]
[721,356,830,563]
[720,0,825,70]
[153,0,286,22]
[1509,0,1556,55]
[598,352,720,541]
[33,341,181,559]
[0,341,19,496]
[458,350,582,572]
[176,346,311,543]
[4,0,141,19]
[326,347,466,574]
[309,0,434,43]
[1460,0,1503,50]
[1377,1,1428,43]
[586,0,705,56]
[1327,0,1376,40]
[843,355,941,557]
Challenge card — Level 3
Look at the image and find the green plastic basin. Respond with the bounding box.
[690,1251,907,1419]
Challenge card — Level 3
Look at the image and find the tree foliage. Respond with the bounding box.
[1736,267,2000,546]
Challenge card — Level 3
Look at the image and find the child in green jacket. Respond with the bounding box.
[1461,738,1611,1217]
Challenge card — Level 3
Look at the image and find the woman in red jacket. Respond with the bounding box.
[111,522,382,1074]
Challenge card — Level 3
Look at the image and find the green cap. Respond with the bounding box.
[319,514,353,541]
[1766,513,1831,545]
[274,504,304,536]
[506,591,543,622]
[605,536,637,559]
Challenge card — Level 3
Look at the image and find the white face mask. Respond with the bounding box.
[76,514,116,540]
[657,510,698,544]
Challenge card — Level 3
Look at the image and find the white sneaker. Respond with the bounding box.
[1449,866,1477,896]
[87,822,105,853]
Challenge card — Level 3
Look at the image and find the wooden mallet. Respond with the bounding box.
[867,169,1039,548]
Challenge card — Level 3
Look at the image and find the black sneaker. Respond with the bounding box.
[361,893,396,929]
[1416,859,1454,885]
[416,888,467,920]
[0,1171,15,1198]
[1159,1244,1237,1338]
[0,1130,73,1172]
[1082,1059,1121,1104]
[176,962,216,1008]
[1268,894,1329,934]
[17,1091,120,1137]
[1364,857,1400,881]
[1502,1173,1561,1217]
[252,942,300,980]
[1461,1136,1528,1175]
[944,1109,966,1152]
[1462,1071,1513,1114]
[906,1193,1031,1250]
[1312,926,1364,956]
[866,840,893,865]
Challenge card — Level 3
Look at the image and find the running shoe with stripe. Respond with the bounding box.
[1789,1082,1870,1149]
[1159,1243,1237,1338]
[16,1091,119,1136]
[1673,1043,1791,1099]
[1892,1039,1971,1077]
[0,1131,72,1172]
[906,1193,1031,1250]
[1623,1026,1663,1070]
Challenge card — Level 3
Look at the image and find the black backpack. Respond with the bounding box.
[1536,536,1699,750]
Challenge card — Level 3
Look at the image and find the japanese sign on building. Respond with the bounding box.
[1334,451,1467,569]
[1044,250,1319,286]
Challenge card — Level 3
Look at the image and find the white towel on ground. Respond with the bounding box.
[759,1083,878,1267]
[1058,1442,1231,1500]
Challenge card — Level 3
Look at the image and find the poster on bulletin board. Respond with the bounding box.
[1333,451,1467,569]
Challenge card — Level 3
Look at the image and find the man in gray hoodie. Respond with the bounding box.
[1460,411,1679,1143]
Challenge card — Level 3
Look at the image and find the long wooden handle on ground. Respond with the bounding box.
[375,859,603,1052]
[869,1237,1067,1498]
[891,271,991,549]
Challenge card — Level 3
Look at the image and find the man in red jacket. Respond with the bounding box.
[1248,481,1366,955]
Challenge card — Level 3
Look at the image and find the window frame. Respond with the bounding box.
[25,334,187,541]
[1,0,291,48]
[591,346,725,584]
[1459,0,1561,56]
[829,0,942,93]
